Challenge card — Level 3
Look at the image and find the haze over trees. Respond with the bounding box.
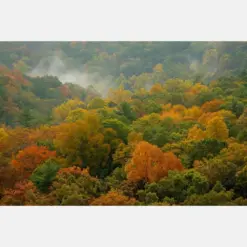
[1,42,247,205]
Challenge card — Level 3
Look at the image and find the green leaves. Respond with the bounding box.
[234,165,247,197]
[189,139,227,161]
[19,108,33,127]
[137,170,210,204]
[87,97,105,109]
[197,157,237,189]
[183,190,234,206]
[103,119,130,144]
[30,159,60,193]
[51,169,105,205]
[117,101,137,122]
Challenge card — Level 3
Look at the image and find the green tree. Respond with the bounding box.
[142,170,209,203]
[197,157,237,189]
[51,168,106,205]
[30,159,60,193]
[102,119,130,144]
[183,190,234,205]
[220,97,244,117]
[212,181,226,193]
[19,108,33,127]
[117,102,137,122]
[234,165,247,197]
[186,139,227,168]
[105,166,127,190]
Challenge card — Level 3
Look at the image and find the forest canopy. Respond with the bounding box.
[1,42,247,206]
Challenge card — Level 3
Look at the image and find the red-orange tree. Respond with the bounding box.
[11,145,56,179]
[125,141,184,183]
[0,180,37,205]
[201,99,224,113]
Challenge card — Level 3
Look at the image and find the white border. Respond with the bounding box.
[1,0,247,41]
[0,206,246,247]
[1,0,247,246]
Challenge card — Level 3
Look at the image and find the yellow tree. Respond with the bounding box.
[1,127,33,165]
[189,83,209,95]
[198,110,236,126]
[149,83,164,95]
[52,98,85,122]
[237,109,247,128]
[206,116,229,141]
[184,106,203,121]
[161,109,183,123]
[107,86,132,104]
[87,97,105,109]
[128,131,143,145]
[65,108,88,122]
[54,115,110,176]
[220,142,247,165]
[162,103,172,112]
[187,125,206,141]
[164,79,192,93]
[153,64,164,73]
[172,104,187,113]
[136,87,148,97]
[0,127,8,151]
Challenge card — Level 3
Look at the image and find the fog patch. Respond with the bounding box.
[27,54,115,98]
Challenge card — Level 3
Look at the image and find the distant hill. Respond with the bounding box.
[1,41,247,127]
[1,42,247,82]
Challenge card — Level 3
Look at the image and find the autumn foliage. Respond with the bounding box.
[201,99,224,113]
[206,116,229,141]
[90,190,136,205]
[125,141,184,183]
[1,42,247,206]
[187,125,206,141]
[58,166,91,177]
[1,180,37,205]
[11,145,56,179]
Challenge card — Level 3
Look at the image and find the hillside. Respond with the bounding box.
[1,42,247,206]
[2,42,247,80]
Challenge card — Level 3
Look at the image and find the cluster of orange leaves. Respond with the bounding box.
[159,99,228,126]
[201,99,224,112]
[1,180,36,205]
[11,145,56,179]
[160,104,203,122]
[90,190,136,206]
[125,141,184,183]
[58,166,90,177]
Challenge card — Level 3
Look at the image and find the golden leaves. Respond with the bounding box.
[187,125,206,141]
[52,98,85,122]
[205,116,229,141]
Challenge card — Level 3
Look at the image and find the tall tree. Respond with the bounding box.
[125,141,184,183]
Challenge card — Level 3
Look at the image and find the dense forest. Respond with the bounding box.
[1,42,247,205]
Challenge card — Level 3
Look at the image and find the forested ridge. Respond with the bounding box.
[1,42,247,205]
